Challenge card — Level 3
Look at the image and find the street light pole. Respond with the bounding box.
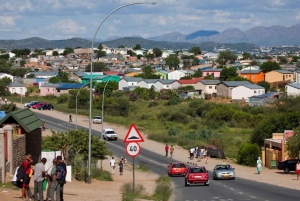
[88,1,157,184]
[21,69,34,106]
[76,83,89,130]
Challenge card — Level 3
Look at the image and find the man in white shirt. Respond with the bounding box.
[32,158,47,201]
[110,157,116,175]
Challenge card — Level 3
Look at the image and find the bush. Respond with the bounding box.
[71,155,86,181]
[57,94,69,104]
[157,111,170,121]
[91,168,113,181]
[148,101,159,107]
[136,163,150,172]
[43,94,57,100]
[237,143,261,167]
[129,92,138,101]
[155,175,171,185]
[168,127,180,136]
[148,134,178,144]
[110,91,124,97]
[121,183,144,201]
[166,96,181,105]
[152,184,172,201]
[167,111,189,124]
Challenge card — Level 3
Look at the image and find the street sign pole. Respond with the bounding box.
[133,156,135,191]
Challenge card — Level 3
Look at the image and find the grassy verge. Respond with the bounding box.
[121,176,173,201]
[0,182,19,190]
[135,163,150,172]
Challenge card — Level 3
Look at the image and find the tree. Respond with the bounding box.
[286,127,300,159]
[85,62,109,72]
[188,46,201,55]
[219,67,238,81]
[134,66,160,79]
[0,54,9,60]
[95,81,118,96]
[260,61,281,73]
[68,88,90,109]
[165,55,180,69]
[57,69,69,83]
[277,56,288,64]
[52,51,58,56]
[153,48,162,57]
[250,60,259,66]
[257,81,271,92]
[118,45,125,48]
[227,76,252,82]
[63,47,74,55]
[216,50,237,66]
[0,103,17,113]
[49,77,60,83]
[193,69,202,77]
[237,143,261,166]
[146,53,155,60]
[20,59,25,67]
[242,52,253,60]
[133,44,141,50]
[149,85,156,100]
[0,77,12,96]
[292,56,299,63]
[26,74,35,78]
[127,50,136,56]
[42,129,110,163]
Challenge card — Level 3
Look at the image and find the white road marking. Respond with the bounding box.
[250,196,257,199]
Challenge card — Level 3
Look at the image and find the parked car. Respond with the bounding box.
[277,159,300,173]
[185,166,209,186]
[102,128,117,141]
[32,102,47,109]
[167,162,187,177]
[213,164,235,180]
[93,116,102,124]
[25,101,39,108]
[38,104,54,110]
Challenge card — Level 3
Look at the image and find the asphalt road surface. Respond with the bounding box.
[35,111,300,201]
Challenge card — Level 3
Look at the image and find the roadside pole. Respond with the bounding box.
[133,156,135,191]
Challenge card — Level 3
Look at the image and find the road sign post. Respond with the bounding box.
[124,124,144,192]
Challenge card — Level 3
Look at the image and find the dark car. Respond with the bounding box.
[38,104,54,110]
[277,159,299,173]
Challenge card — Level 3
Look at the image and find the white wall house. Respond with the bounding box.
[7,83,26,95]
[232,84,265,101]
[286,83,300,96]
[197,80,220,94]
[0,73,14,82]
[137,79,159,89]
[118,77,143,91]
[29,72,56,79]
[39,78,49,89]
[168,70,186,80]
[134,50,144,56]
[154,80,181,91]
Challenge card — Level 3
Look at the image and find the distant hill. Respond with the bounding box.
[0,37,258,52]
[185,30,219,40]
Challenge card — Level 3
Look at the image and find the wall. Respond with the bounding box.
[265,148,281,169]
[13,135,26,170]
[25,128,42,165]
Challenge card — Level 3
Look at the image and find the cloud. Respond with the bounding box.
[0,16,17,31]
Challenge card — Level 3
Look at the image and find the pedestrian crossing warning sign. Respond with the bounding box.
[123,123,144,143]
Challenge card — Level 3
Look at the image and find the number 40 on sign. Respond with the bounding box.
[126,142,141,157]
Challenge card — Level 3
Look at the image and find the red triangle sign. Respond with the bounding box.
[123,124,144,143]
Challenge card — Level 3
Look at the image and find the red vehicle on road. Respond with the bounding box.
[185,166,209,186]
[32,102,47,109]
[167,162,187,177]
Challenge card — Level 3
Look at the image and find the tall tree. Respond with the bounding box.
[0,77,12,96]
[242,52,253,60]
[220,67,238,81]
[134,66,160,79]
[260,61,281,73]
[63,47,74,55]
[85,62,109,72]
[153,48,162,57]
[217,50,237,66]
[52,51,58,56]
[165,55,180,69]
[133,44,141,50]
[188,46,201,55]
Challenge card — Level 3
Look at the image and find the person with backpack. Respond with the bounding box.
[32,158,47,201]
[51,156,67,201]
[22,154,33,201]
[12,161,33,199]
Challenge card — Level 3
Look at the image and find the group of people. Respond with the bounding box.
[164,144,174,158]
[189,146,208,163]
[12,154,67,201]
[110,156,127,176]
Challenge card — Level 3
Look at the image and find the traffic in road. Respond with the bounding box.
[35,111,300,201]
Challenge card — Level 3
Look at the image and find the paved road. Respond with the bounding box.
[36,112,300,201]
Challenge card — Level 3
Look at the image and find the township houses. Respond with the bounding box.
[202,68,222,79]
[168,70,191,80]
[153,80,181,91]
[232,84,265,101]
[177,78,203,90]
[285,83,300,96]
[216,81,252,98]
[118,77,143,91]
[197,80,221,94]
[239,69,264,84]
[0,73,14,82]
[40,83,86,96]
[265,70,294,84]
[7,83,26,95]
[137,79,159,89]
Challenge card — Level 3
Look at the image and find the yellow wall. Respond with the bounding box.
[125,72,139,77]
[265,71,294,83]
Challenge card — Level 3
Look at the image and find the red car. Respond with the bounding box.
[185,166,209,186]
[167,162,187,177]
[32,102,47,109]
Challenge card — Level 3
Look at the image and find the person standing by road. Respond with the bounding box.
[165,144,169,157]
[56,155,67,201]
[110,157,116,175]
[33,158,47,201]
[257,157,262,174]
[4,98,7,104]
[119,160,124,175]
[42,122,46,131]
[50,158,57,201]
[69,114,72,122]
[12,161,33,199]
[296,161,300,180]
[22,154,33,200]
[170,145,174,158]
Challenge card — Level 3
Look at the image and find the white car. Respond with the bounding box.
[92,116,102,124]
[102,128,117,141]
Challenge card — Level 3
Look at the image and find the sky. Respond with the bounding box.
[1,0,300,40]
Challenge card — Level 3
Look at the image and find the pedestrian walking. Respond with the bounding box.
[204,149,208,164]
[110,157,116,175]
[42,122,46,131]
[119,160,124,175]
[296,161,300,180]
[170,145,174,158]
[33,158,47,201]
[257,157,262,174]
[165,144,169,157]
[4,98,7,104]
[189,147,195,160]
[69,114,72,122]
[196,145,200,159]
[22,154,33,200]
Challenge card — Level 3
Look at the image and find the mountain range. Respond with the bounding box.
[1,24,299,51]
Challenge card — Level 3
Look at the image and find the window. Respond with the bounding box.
[252,75,255,78]
[209,86,212,89]
[132,83,134,85]
[258,90,261,94]
[215,86,217,89]
[244,75,247,78]
[254,90,257,94]
[47,88,49,92]
[289,75,291,78]
[166,85,169,88]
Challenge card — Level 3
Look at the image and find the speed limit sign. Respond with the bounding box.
[126,142,141,157]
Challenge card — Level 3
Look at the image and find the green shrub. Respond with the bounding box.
[110,91,124,97]
[121,183,144,201]
[152,184,172,201]
[148,134,178,144]
[148,101,159,107]
[139,114,149,120]
[157,111,170,121]
[237,143,261,166]
[136,163,150,172]
[155,175,171,185]
[57,94,69,104]
[168,127,180,136]
[167,111,189,124]
[91,168,113,181]
[43,94,57,100]
[166,96,181,105]
[189,123,198,130]
[129,92,138,101]
[71,155,86,181]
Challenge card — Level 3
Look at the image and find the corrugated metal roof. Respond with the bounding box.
[250,91,279,99]
[243,84,265,89]
[200,80,221,85]
[122,77,143,82]
[275,70,293,74]
[56,83,86,90]
[287,83,300,89]
[221,81,252,87]
[240,70,262,74]
[139,79,160,83]
[0,108,43,132]
[8,83,23,87]
[202,68,222,72]
[157,80,177,84]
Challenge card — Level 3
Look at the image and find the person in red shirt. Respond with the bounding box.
[165,144,169,157]
[22,154,33,200]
